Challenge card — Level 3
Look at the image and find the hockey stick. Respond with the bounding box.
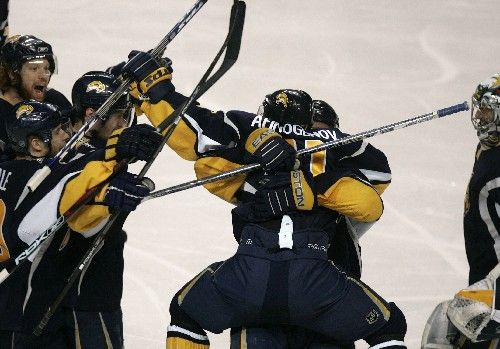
[143,101,469,201]
[32,0,245,336]
[15,0,208,209]
[0,0,208,284]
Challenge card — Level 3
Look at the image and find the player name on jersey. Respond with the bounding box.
[250,115,339,140]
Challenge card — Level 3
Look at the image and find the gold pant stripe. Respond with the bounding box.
[349,277,390,321]
[178,267,214,305]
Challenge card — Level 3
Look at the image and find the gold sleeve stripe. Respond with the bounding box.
[59,160,116,232]
[194,157,247,203]
[244,128,280,154]
[318,177,383,222]
[138,100,175,131]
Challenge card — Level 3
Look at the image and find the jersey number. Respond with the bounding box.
[286,139,327,177]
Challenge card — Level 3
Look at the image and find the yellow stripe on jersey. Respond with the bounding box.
[194,157,247,203]
[178,266,215,306]
[137,100,200,161]
[59,160,116,232]
[166,337,209,349]
[166,120,199,161]
[104,127,124,161]
[455,289,494,307]
[318,177,383,222]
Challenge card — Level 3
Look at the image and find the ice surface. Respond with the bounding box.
[10,0,500,347]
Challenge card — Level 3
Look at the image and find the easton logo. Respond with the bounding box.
[291,170,304,207]
[143,68,169,88]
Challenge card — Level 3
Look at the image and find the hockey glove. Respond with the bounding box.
[122,50,174,103]
[251,170,316,219]
[103,172,152,212]
[244,128,297,172]
[105,124,163,162]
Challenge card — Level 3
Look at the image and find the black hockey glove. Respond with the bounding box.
[122,50,174,103]
[251,170,316,220]
[103,172,152,212]
[106,124,163,163]
[244,129,297,172]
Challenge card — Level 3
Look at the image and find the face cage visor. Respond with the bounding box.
[471,95,500,145]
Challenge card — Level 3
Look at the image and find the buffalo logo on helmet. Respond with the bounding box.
[15,104,34,119]
[86,80,106,94]
[275,92,289,108]
[473,74,500,103]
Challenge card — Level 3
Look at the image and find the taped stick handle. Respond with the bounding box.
[437,101,469,117]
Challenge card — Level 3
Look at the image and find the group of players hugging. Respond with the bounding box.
[1,2,500,349]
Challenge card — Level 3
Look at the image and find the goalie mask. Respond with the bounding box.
[257,89,313,129]
[447,263,500,343]
[471,73,500,147]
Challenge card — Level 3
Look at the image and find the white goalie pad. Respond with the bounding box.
[447,263,500,343]
[421,300,459,348]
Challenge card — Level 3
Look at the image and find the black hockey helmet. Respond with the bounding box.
[71,71,130,121]
[7,100,68,154]
[312,100,339,128]
[258,89,313,128]
[0,34,57,73]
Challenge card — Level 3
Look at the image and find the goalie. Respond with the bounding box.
[422,74,500,349]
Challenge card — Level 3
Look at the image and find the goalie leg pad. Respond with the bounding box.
[421,300,460,349]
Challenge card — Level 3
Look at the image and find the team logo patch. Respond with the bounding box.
[86,80,106,93]
[365,309,379,324]
[15,104,34,118]
[275,92,289,108]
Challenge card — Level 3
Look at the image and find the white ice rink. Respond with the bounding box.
[10,0,500,348]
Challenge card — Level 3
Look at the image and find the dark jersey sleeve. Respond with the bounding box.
[0,98,15,152]
[0,0,8,47]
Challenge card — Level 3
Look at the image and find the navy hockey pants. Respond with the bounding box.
[174,224,391,343]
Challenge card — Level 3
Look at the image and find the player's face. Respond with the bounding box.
[472,107,495,130]
[96,110,128,140]
[19,59,51,101]
[49,120,72,156]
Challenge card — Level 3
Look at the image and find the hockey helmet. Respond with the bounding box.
[312,100,339,128]
[1,34,57,74]
[7,100,69,154]
[71,71,130,121]
[471,73,500,146]
[258,89,313,128]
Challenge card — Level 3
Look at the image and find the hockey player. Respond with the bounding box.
[60,70,163,348]
[422,74,500,349]
[119,51,407,349]
[0,0,8,47]
[0,34,71,153]
[0,100,158,348]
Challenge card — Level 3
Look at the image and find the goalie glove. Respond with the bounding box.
[244,128,297,172]
[251,170,316,220]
